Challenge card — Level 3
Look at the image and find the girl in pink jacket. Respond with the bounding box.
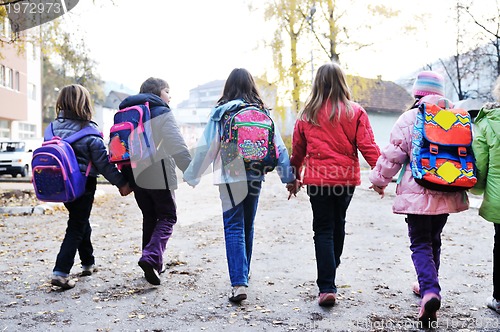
[369,71,469,326]
[290,62,380,307]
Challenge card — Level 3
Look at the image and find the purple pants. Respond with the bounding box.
[407,214,448,298]
[133,187,177,272]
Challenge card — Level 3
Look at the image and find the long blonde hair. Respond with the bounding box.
[299,62,353,125]
[56,84,93,121]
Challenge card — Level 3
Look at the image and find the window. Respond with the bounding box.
[5,68,13,89]
[15,71,19,91]
[0,65,4,86]
[18,123,36,139]
[0,120,9,139]
[28,83,36,100]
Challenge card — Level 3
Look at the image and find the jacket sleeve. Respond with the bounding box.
[289,120,306,181]
[273,124,295,184]
[369,114,410,187]
[88,136,127,188]
[183,119,220,186]
[471,122,489,194]
[356,110,381,168]
[156,112,192,172]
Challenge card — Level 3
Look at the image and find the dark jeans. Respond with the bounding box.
[307,185,355,294]
[53,177,97,276]
[493,224,500,299]
[133,187,177,273]
[219,181,262,287]
[406,214,448,298]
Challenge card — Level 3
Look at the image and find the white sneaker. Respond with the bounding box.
[487,296,500,313]
[51,275,76,290]
[228,286,247,303]
[80,265,96,277]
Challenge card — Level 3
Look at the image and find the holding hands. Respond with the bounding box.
[119,183,133,196]
[369,184,386,198]
[286,179,302,200]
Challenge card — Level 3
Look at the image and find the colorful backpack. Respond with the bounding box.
[410,98,477,192]
[31,124,102,203]
[220,103,279,175]
[108,102,156,169]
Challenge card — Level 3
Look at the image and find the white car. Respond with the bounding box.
[0,140,41,177]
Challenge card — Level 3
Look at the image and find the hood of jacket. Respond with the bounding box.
[119,93,170,112]
[475,103,500,137]
[210,99,246,121]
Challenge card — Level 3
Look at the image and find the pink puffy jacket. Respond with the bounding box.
[369,105,469,215]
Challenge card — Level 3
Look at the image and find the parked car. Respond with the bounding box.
[0,139,41,177]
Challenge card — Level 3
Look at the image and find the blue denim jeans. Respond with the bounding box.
[53,177,97,277]
[407,214,448,298]
[134,187,177,273]
[219,181,262,287]
[307,185,355,294]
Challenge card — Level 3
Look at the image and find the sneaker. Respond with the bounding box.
[318,293,337,307]
[51,275,76,290]
[80,265,96,277]
[412,281,420,296]
[229,286,247,303]
[487,296,500,313]
[418,293,440,327]
[138,260,161,285]
[159,263,167,275]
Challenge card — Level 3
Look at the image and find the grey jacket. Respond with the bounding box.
[48,116,127,188]
[118,93,191,190]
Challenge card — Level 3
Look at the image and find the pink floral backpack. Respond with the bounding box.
[220,103,279,175]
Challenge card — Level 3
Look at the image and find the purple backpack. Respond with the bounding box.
[31,124,102,203]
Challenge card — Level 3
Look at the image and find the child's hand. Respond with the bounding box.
[119,183,133,196]
[286,179,301,200]
[369,184,385,198]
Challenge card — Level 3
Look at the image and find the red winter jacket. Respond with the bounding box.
[290,101,380,186]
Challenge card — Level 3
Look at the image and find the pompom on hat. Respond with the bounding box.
[412,71,445,98]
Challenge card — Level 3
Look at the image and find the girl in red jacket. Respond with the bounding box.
[289,62,381,306]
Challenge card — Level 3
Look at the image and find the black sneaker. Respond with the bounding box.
[138,260,161,285]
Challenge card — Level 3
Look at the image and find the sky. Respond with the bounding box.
[62,0,271,105]
[58,0,474,106]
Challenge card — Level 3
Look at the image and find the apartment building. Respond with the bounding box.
[0,17,42,139]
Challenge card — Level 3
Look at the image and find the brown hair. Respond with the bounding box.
[56,84,93,121]
[140,77,169,97]
[299,62,353,125]
[218,68,265,107]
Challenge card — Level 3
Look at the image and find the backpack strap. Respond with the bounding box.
[64,126,102,144]
[44,125,102,176]
[396,160,409,185]
[44,123,102,143]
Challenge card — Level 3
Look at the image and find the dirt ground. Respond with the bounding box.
[0,173,499,332]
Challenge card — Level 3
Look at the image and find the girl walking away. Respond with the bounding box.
[369,71,469,326]
[471,76,500,314]
[183,68,297,303]
[119,77,191,286]
[289,62,381,307]
[49,84,132,290]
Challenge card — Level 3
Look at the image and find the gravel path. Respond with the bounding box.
[0,173,497,331]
